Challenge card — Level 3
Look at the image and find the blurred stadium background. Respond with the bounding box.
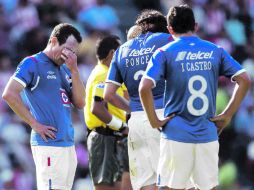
[0,0,253,189]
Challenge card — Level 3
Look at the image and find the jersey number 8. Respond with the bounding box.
[187,75,209,116]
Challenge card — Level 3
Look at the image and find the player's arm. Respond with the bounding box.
[210,72,251,134]
[139,78,173,128]
[70,70,86,109]
[140,49,175,128]
[62,48,85,109]
[2,79,57,141]
[104,82,131,113]
[104,48,131,113]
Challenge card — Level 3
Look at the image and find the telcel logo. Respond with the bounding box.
[176,51,213,61]
[129,45,156,56]
[186,51,213,60]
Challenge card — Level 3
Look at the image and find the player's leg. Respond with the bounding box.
[160,189,195,190]
[31,146,77,190]
[140,184,158,190]
[192,141,219,190]
[157,139,195,190]
[95,184,120,190]
[128,110,161,190]
[158,187,198,190]
[121,171,132,190]
[158,186,198,190]
[66,146,78,190]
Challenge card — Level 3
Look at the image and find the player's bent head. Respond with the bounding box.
[127,25,142,40]
[167,4,196,34]
[49,23,82,45]
[135,9,168,34]
[96,35,121,60]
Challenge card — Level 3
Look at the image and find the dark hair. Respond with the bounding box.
[96,35,121,60]
[135,10,168,34]
[50,23,82,45]
[167,4,195,34]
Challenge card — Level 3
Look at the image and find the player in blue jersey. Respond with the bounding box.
[2,23,85,190]
[104,10,175,190]
[139,5,251,190]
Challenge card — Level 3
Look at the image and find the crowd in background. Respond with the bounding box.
[0,0,253,189]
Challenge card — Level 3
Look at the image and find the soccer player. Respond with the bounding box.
[104,10,174,190]
[84,35,131,190]
[2,23,85,190]
[139,5,251,190]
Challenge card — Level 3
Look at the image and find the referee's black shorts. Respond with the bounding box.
[87,128,122,185]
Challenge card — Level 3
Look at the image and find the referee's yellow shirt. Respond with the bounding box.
[84,62,126,130]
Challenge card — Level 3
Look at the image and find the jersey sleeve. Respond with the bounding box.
[106,49,123,86]
[92,82,105,98]
[143,49,167,87]
[219,47,245,81]
[12,57,38,88]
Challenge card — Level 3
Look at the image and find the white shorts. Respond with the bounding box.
[157,139,219,190]
[31,145,77,190]
[128,109,163,190]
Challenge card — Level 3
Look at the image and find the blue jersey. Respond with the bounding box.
[107,32,173,111]
[13,52,74,147]
[145,36,245,143]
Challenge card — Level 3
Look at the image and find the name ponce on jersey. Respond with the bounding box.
[125,45,156,67]
[177,51,214,72]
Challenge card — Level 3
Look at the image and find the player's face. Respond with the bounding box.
[52,35,79,65]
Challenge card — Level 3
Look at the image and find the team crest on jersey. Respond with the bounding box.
[60,88,71,107]
[65,74,72,83]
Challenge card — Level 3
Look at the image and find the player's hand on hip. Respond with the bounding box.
[210,114,231,135]
[61,48,78,72]
[154,113,175,129]
[32,123,57,142]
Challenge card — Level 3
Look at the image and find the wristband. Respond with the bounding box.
[107,115,123,130]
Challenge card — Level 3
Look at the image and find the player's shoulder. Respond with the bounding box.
[199,38,221,49]
[158,39,179,52]
[147,32,173,42]
[197,38,225,56]
[148,32,171,38]
[115,39,132,55]
[120,37,137,48]
[18,54,40,69]
[115,38,138,59]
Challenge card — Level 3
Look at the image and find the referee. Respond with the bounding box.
[84,35,130,190]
